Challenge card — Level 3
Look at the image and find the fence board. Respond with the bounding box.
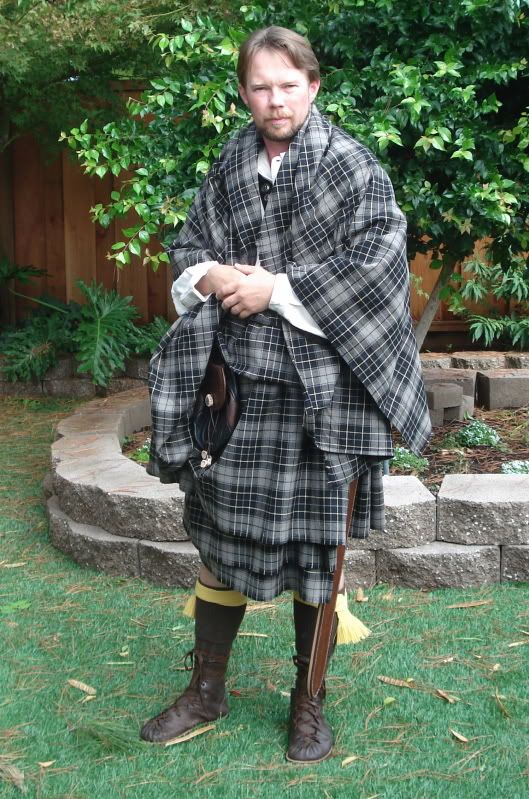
[7,133,495,335]
[44,155,66,304]
[13,137,47,317]
[94,172,118,293]
[62,150,96,304]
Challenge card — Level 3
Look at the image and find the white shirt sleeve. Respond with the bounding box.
[269,274,327,339]
[171,261,218,316]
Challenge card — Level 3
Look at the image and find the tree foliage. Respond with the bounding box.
[0,0,216,153]
[62,0,529,345]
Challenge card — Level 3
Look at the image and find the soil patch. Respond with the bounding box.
[123,408,529,492]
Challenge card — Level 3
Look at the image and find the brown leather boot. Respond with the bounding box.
[286,655,333,764]
[140,648,229,743]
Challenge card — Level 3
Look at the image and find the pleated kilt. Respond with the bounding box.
[179,373,388,604]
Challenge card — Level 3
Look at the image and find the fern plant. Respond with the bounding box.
[129,315,170,356]
[72,281,138,387]
[1,312,78,383]
[448,256,529,349]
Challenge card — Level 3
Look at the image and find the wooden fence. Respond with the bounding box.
[1,134,487,329]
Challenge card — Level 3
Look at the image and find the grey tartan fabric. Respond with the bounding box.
[167,107,431,451]
[148,105,431,602]
[177,375,384,603]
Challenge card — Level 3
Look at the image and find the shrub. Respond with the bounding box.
[390,447,429,474]
[454,419,501,448]
[501,460,529,474]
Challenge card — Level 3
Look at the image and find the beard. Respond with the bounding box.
[256,115,306,143]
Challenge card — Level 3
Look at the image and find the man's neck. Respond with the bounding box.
[263,138,290,162]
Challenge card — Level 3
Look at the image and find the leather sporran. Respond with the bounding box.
[192,345,240,466]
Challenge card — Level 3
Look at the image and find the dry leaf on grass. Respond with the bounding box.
[67,679,96,696]
[447,600,493,609]
[37,761,55,768]
[164,724,215,746]
[450,729,469,743]
[244,603,278,613]
[0,763,26,793]
[356,588,368,603]
[238,632,268,638]
[435,689,459,704]
[378,675,416,689]
[493,690,511,718]
[342,755,361,766]
[508,640,529,648]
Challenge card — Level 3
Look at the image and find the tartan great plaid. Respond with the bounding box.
[149,106,431,602]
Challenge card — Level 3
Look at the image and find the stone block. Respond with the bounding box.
[450,351,507,370]
[45,355,74,380]
[422,368,477,398]
[505,352,529,369]
[52,460,189,542]
[138,540,201,587]
[476,369,529,410]
[501,545,529,582]
[461,394,475,417]
[438,474,529,545]
[0,378,43,397]
[343,549,376,588]
[42,471,54,499]
[444,404,465,422]
[102,377,143,396]
[43,378,96,399]
[429,408,444,427]
[376,543,500,589]
[348,476,436,550]
[420,353,452,369]
[47,495,140,576]
[426,382,463,410]
[125,356,150,381]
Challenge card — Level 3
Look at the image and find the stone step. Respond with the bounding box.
[438,474,529,545]
[501,545,529,582]
[47,495,140,576]
[51,387,188,542]
[348,476,436,549]
[376,543,500,589]
[450,351,508,370]
[476,369,529,409]
[422,368,477,398]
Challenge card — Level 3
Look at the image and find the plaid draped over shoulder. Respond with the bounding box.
[159,106,431,460]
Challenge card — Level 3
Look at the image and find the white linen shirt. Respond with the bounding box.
[170,149,326,339]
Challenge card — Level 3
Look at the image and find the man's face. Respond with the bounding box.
[239,48,320,147]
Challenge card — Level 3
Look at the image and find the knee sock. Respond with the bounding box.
[292,593,320,660]
[293,590,370,650]
[183,580,247,656]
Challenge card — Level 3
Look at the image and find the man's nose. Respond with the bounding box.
[268,87,285,106]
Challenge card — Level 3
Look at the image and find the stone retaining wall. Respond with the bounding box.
[45,388,529,591]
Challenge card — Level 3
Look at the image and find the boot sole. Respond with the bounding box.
[285,747,333,765]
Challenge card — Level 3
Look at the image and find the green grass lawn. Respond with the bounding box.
[1,396,528,799]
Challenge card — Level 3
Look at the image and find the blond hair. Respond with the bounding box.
[237,26,320,87]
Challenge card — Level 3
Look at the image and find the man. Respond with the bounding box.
[143,26,431,763]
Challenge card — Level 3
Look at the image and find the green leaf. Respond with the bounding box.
[128,239,141,257]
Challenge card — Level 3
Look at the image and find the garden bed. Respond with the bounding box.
[123,407,529,494]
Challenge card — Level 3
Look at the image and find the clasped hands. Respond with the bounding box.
[196,263,275,319]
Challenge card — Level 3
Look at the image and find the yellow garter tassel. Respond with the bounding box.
[335,592,371,645]
[182,593,196,619]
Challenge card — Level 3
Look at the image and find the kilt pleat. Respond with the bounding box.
[179,375,388,603]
